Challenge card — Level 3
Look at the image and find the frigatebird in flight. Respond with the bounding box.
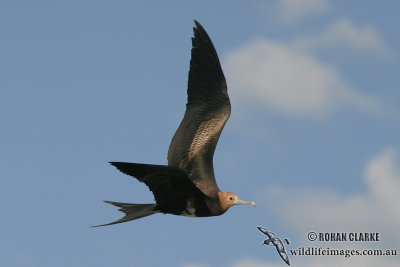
[95,20,255,227]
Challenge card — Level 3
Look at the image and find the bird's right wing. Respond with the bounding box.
[167,20,230,196]
[257,226,271,236]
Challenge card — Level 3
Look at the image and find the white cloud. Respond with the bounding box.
[295,18,388,55]
[365,148,400,221]
[264,148,400,238]
[275,0,331,23]
[224,39,380,118]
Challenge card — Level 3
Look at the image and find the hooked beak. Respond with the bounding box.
[235,198,256,207]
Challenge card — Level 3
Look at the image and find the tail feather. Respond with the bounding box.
[93,201,158,227]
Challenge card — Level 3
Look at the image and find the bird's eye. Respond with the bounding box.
[229,197,233,201]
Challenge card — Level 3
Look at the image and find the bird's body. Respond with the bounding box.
[95,20,255,227]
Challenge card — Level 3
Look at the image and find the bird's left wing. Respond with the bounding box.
[109,162,206,213]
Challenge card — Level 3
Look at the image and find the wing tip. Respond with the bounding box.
[191,19,209,43]
[109,161,122,171]
[193,19,201,29]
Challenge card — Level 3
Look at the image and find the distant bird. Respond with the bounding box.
[257,226,291,266]
[94,20,255,227]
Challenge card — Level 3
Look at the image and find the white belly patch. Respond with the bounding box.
[181,199,196,217]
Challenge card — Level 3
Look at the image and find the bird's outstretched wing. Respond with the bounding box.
[278,251,291,266]
[167,20,230,196]
[109,162,206,214]
[257,226,272,237]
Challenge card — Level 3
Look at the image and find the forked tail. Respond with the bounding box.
[93,201,158,227]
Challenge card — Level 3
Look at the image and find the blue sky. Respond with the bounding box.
[1,1,399,266]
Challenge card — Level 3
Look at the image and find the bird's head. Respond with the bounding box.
[218,192,256,213]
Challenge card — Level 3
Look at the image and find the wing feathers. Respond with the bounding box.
[109,162,206,211]
[167,21,230,196]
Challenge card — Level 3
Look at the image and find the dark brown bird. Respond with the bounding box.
[95,20,255,227]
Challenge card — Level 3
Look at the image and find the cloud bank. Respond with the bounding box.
[224,39,381,118]
[224,17,387,118]
[264,148,400,234]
